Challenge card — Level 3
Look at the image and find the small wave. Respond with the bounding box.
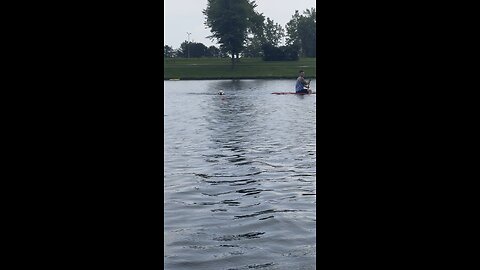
[203,179,257,186]
[194,171,264,179]
[236,188,272,196]
[213,232,265,241]
[211,209,228,212]
[221,200,241,206]
[227,262,275,270]
[234,209,300,219]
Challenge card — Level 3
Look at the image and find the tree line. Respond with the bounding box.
[164,43,224,58]
[164,0,316,62]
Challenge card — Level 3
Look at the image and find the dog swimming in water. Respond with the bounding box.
[217,90,225,95]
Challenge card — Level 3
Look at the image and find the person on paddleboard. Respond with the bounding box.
[295,70,312,94]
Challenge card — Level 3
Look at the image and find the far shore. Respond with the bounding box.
[165,76,316,81]
[164,57,316,81]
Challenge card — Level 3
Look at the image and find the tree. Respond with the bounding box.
[244,16,286,58]
[285,10,301,48]
[206,45,220,57]
[219,46,230,58]
[164,45,174,58]
[282,45,300,61]
[189,42,208,58]
[176,41,209,58]
[297,8,316,57]
[286,8,316,57]
[172,48,181,58]
[243,37,263,57]
[261,44,299,61]
[203,0,258,66]
[264,17,284,46]
[243,9,265,58]
[175,42,187,58]
[261,44,283,61]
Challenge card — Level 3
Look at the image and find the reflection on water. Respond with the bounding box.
[164,79,316,270]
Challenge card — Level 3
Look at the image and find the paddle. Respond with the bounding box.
[305,79,312,93]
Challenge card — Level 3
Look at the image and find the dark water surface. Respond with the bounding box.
[164,79,316,270]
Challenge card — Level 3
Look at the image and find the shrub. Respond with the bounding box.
[261,44,299,61]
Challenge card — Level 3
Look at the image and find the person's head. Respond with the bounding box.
[299,70,305,77]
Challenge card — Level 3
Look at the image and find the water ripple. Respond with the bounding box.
[164,79,316,270]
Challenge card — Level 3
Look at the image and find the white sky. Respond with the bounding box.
[164,0,316,49]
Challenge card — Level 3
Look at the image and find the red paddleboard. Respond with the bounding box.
[271,92,316,95]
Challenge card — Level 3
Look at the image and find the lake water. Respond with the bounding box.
[164,79,316,270]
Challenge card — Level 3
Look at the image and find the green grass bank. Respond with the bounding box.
[164,57,316,80]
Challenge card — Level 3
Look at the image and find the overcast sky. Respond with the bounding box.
[164,0,316,49]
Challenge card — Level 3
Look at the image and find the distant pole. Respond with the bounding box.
[186,32,191,58]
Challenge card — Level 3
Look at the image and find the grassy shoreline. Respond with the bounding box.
[164,57,316,80]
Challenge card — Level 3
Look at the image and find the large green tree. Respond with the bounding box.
[286,8,316,57]
[264,17,285,46]
[203,0,258,66]
[285,10,301,48]
[243,9,265,58]
[244,16,285,58]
